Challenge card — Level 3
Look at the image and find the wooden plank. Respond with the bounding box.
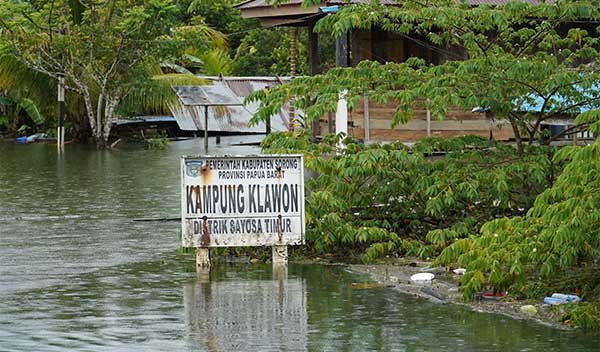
[354,118,495,131]
[352,29,371,65]
[349,127,513,142]
[387,32,405,62]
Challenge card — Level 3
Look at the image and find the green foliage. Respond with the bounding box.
[250,0,600,152]
[0,0,182,144]
[119,73,208,116]
[195,48,233,75]
[16,124,30,135]
[263,132,554,263]
[15,98,44,125]
[0,93,46,135]
[145,135,171,150]
[185,0,257,50]
[556,302,599,331]
[0,115,8,130]
[435,132,600,301]
[232,28,308,76]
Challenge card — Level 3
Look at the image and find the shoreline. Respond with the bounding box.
[345,259,570,331]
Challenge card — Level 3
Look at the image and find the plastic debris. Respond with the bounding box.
[551,293,581,303]
[453,268,466,275]
[410,272,434,283]
[544,297,565,305]
[544,294,581,305]
[520,305,537,315]
[481,292,505,301]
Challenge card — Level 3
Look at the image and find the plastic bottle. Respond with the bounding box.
[551,293,581,302]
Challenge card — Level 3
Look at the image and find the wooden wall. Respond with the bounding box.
[317,98,514,142]
[321,29,506,142]
[350,28,464,65]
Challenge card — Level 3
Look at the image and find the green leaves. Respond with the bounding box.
[15,97,44,125]
[249,1,600,152]
[263,132,553,264]
[440,136,600,301]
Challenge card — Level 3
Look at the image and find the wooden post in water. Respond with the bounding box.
[196,248,210,269]
[272,244,288,281]
[272,245,288,266]
[204,105,209,153]
[57,74,65,150]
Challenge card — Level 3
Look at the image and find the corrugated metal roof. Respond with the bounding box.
[236,0,540,10]
[172,85,243,106]
[170,76,295,133]
[114,116,176,126]
[236,0,303,10]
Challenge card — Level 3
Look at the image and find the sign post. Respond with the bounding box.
[57,74,65,151]
[181,155,305,271]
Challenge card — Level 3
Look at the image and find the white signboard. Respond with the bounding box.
[181,155,305,247]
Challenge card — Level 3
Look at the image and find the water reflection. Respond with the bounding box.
[0,140,598,351]
[184,270,307,351]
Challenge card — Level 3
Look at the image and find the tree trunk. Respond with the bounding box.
[96,92,104,143]
[83,90,98,137]
[507,113,524,155]
[81,88,120,147]
[102,96,119,144]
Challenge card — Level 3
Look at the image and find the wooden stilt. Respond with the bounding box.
[196,247,210,269]
[272,245,288,280]
[272,245,288,265]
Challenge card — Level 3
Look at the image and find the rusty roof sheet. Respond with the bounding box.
[170,76,294,133]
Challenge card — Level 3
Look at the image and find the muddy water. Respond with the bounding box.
[0,137,598,351]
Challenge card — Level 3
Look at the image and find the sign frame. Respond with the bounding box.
[181,154,305,249]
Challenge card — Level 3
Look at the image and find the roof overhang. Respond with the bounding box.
[238,4,322,21]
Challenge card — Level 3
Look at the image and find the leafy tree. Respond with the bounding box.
[232,28,308,76]
[0,0,181,146]
[250,0,600,153]
[0,94,44,134]
[0,46,49,134]
[262,132,555,261]
[0,39,94,139]
[435,113,600,300]
[185,0,258,51]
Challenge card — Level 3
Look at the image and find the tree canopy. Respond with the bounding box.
[0,0,185,144]
[249,0,600,152]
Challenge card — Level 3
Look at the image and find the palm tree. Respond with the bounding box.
[119,20,233,116]
[0,43,50,135]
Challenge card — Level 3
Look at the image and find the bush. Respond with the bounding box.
[262,131,555,263]
[435,136,600,300]
[556,303,599,331]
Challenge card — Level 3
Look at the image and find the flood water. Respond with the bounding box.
[0,137,598,351]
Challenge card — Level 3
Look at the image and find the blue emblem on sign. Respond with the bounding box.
[186,161,204,177]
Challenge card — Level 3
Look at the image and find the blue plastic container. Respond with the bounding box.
[544,297,565,305]
[15,136,27,143]
[551,293,581,302]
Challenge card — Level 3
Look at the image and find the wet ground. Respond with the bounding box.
[0,137,598,351]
